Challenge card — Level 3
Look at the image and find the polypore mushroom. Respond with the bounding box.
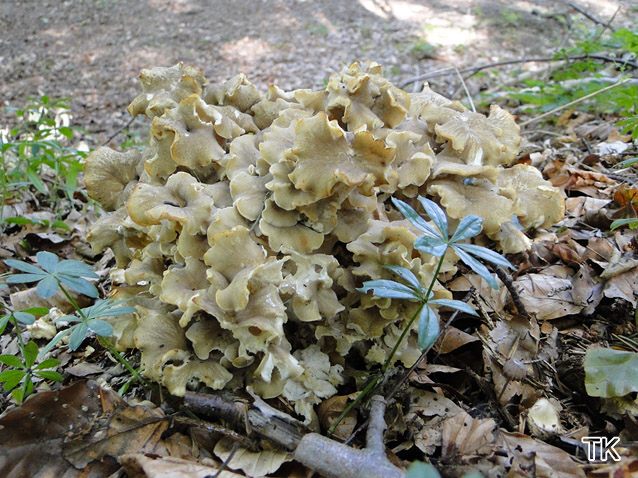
[85,62,563,420]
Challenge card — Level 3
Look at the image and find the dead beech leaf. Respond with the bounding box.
[0,381,118,477]
[64,395,169,468]
[213,437,292,477]
[120,454,244,478]
[317,394,357,440]
[437,326,479,354]
[571,264,604,315]
[440,411,496,462]
[496,431,585,478]
[514,266,583,320]
[0,381,170,478]
[601,258,638,306]
[405,390,463,454]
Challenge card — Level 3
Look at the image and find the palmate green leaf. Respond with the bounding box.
[418,306,440,351]
[81,299,135,319]
[4,259,44,274]
[0,369,26,392]
[35,358,60,370]
[452,245,498,289]
[0,315,10,334]
[36,275,59,299]
[23,341,39,369]
[358,280,421,301]
[0,354,23,368]
[55,259,99,278]
[391,198,440,239]
[22,306,50,316]
[428,299,478,316]
[38,329,71,358]
[584,348,638,398]
[450,215,483,243]
[13,375,33,403]
[68,323,89,351]
[414,235,448,257]
[454,243,514,270]
[25,167,47,194]
[406,462,441,478]
[35,370,64,382]
[88,319,113,337]
[54,314,81,324]
[36,251,59,273]
[13,311,35,325]
[58,275,98,298]
[610,217,638,231]
[417,197,448,239]
[384,265,422,290]
[5,273,47,284]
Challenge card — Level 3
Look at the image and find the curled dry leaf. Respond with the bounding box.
[496,431,585,478]
[213,437,292,478]
[120,454,244,478]
[513,265,584,320]
[0,381,169,477]
[440,411,496,462]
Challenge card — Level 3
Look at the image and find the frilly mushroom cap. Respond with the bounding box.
[128,63,205,118]
[84,147,143,211]
[434,105,520,166]
[91,62,564,419]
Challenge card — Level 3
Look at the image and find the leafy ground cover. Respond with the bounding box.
[0,3,637,478]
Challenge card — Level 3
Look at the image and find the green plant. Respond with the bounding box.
[406,462,441,478]
[483,28,638,124]
[0,341,62,404]
[410,39,438,59]
[1,251,143,401]
[584,348,638,398]
[0,306,61,404]
[610,217,638,230]
[0,96,87,227]
[330,196,512,433]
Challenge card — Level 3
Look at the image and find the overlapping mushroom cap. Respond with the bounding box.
[85,62,564,423]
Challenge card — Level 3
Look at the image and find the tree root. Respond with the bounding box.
[184,392,404,478]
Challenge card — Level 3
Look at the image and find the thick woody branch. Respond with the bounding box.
[183,392,404,478]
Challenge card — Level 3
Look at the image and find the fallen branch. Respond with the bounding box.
[400,54,638,88]
[183,392,404,478]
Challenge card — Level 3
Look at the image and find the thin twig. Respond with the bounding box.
[454,67,476,112]
[561,1,615,31]
[213,441,240,478]
[101,116,135,146]
[519,78,631,126]
[400,54,638,88]
[494,267,529,319]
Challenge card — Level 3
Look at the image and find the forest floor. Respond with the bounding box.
[0,0,627,142]
[1,1,638,478]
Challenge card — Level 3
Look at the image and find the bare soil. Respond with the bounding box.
[0,0,624,143]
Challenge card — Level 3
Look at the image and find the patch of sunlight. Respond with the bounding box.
[220,37,272,67]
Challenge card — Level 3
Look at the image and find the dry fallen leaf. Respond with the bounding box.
[496,431,586,478]
[440,411,496,462]
[514,265,583,320]
[0,381,170,477]
[214,437,292,477]
[0,381,118,477]
[120,454,244,478]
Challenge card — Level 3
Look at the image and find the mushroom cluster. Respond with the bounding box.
[85,63,563,422]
